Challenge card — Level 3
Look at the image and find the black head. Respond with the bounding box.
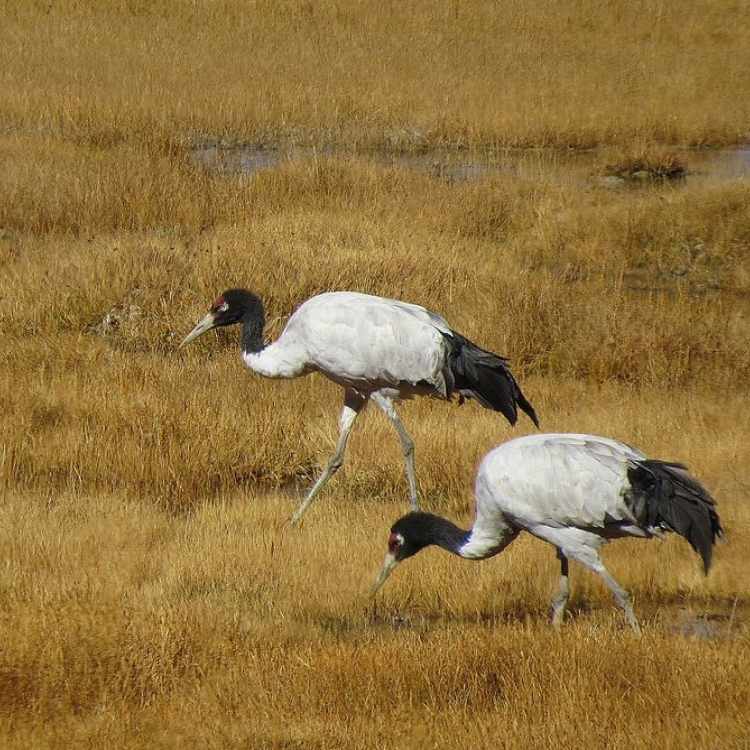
[180,288,263,348]
[388,512,443,561]
[371,512,444,595]
[208,289,260,328]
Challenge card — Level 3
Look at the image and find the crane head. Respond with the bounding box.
[180,289,254,348]
[370,514,433,595]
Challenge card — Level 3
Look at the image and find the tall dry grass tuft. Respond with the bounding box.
[599,144,687,180]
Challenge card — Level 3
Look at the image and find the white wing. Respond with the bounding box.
[381,297,454,336]
[476,434,646,530]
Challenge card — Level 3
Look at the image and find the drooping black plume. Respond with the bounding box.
[626,460,723,573]
[445,332,539,428]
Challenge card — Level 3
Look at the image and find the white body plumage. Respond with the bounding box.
[463,433,648,558]
[243,292,453,398]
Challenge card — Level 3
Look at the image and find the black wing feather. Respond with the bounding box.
[626,460,723,573]
[445,332,539,428]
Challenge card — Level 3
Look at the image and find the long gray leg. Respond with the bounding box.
[370,392,419,511]
[290,390,367,526]
[596,566,641,635]
[572,547,641,635]
[550,549,570,628]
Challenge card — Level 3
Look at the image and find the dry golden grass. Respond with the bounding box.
[0,468,747,749]
[2,0,750,149]
[1,2,750,747]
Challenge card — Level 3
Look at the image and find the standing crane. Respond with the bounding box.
[371,433,723,633]
[181,288,538,524]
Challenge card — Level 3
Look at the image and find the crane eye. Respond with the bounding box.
[217,302,229,313]
[388,532,404,553]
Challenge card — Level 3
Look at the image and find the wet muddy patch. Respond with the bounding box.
[661,606,743,640]
[641,595,747,640]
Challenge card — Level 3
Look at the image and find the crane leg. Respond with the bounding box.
[550,549,570,628]
[290,390,367,526]
[570,547,641,635]
[371,392,419,511]
[595,565,641,635]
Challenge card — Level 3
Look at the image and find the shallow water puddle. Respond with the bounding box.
[692,147,750,179]
[191,142,750,185]
[191,143,285,175]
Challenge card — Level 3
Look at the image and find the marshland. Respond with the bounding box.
[1,1,749,747]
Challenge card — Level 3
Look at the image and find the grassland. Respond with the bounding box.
[1,1,750,748]
[3,0,750,150]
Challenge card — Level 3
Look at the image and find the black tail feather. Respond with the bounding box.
[513,386,539,429]
[627,460,723,573]
[446,333,539,428]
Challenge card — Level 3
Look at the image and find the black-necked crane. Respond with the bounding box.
[371,433,723,633]
[181,288,538,524]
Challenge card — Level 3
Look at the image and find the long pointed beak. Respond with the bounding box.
[180,312,217,348]
[370,552,400,596]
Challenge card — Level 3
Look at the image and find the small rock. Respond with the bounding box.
[89,303,142,337]
[595,175,627,188]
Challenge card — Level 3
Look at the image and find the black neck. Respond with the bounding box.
[240,296,266,355]
[403,513,472,556]
[428,517,472,556]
